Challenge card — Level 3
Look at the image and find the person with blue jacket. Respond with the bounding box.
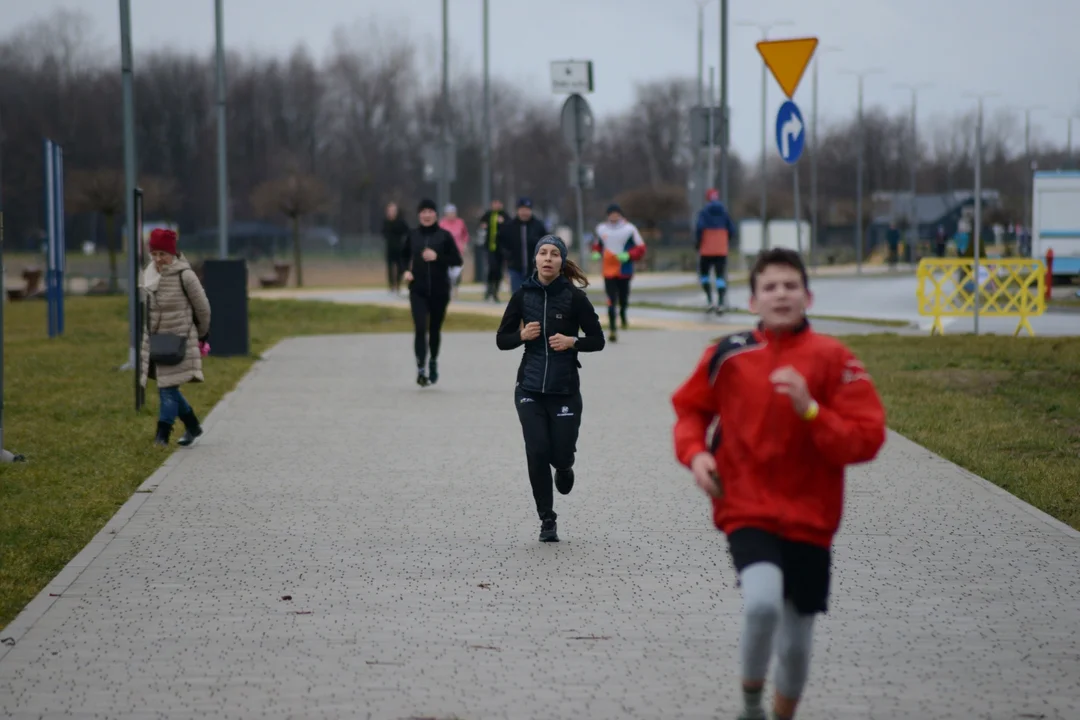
[495,235,606,543]
[695,188,737,313]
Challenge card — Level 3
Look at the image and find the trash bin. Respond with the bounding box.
[201,258,249,357]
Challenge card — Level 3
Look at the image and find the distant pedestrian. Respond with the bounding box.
[478,199,510,301]
[934,224,947,258]
[402,198,463,387]
[695,187,736,313]
[439,203,470,297]
[591,203,646,342]
[382,202,409,294]
[498,197,548,294]
[886,221,901,268]
[671,248,887,720]
[496,235,605,542]
[140,228,212,448]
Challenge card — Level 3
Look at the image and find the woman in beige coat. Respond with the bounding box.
[139,229,212,447]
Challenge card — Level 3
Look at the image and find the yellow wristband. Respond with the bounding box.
[802,400,819,421]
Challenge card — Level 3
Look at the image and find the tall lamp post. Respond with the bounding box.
[964,91,999,335]
[809,44,841,269]
[738,19,794,251]
[894,81,931,265]
[839,67,885,273]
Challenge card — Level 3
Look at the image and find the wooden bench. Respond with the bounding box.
[7,267,44,301]
[259,262,291,288]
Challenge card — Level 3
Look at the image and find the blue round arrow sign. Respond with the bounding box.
[775,100,805,165]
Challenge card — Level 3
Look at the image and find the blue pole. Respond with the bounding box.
[55,143,65,336]
[44,139,56,338]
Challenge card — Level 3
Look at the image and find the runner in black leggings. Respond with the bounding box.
[496,235,605,542]
[402,198,463,386]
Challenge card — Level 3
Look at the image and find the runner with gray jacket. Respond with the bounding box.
[495,235,605,542]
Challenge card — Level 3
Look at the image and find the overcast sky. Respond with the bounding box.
[3,0,1075,160]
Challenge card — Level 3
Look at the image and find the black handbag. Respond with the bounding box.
[148,332,187,365]
[148,270,195,367]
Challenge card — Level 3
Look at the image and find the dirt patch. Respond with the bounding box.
[912,368,1011,395]
[245,255,480,289]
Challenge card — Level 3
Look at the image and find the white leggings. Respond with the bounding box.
[740,562,816,699]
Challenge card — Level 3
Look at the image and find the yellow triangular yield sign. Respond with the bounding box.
[756,37,818,98]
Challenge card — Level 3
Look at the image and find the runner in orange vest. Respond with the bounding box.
[695,188,735,314]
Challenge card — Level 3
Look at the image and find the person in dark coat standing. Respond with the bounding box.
[477,199,510,301]
[402,198,463,387]
[495,235,606,542]
[382,202,410,294]
[497,197,549,294]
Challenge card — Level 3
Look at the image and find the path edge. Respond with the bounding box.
[0,339,290,660]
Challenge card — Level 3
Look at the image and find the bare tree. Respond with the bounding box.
[1,8,1075,259]
[250,163,329,287]
[66,168,124,291]
[615,185,688,230]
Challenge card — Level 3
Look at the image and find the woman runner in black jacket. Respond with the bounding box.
[496,235,605,542]
[403,198,464,386]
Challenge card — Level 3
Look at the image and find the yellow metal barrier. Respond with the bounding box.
[916,258,1047,336]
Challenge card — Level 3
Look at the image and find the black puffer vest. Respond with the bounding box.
[517,274,582,395]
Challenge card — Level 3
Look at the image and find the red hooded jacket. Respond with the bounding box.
[671,322,887,548]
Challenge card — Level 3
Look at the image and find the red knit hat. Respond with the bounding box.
[148,228,178,256]
[705,188,720,202]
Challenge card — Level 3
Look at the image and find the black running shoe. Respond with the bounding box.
[555,468,575,495]
[539,518,559,542]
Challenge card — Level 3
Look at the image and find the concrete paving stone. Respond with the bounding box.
[1,330,1078,720]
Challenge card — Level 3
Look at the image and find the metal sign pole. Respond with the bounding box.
[560,92,594,269]
[794,163,803,255]
[44,140,57,339]
[0,109,4,456]
[0,107,18,462]
[134,187,145,411]
[56,144,65,335]
[573,104,587,268]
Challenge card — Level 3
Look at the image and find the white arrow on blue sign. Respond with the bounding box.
[774,99,805,164]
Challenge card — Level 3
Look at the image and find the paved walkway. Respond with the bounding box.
[2,330,1079,719]
[250,285,910,337]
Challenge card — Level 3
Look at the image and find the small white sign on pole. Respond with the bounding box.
[551,60,594,94]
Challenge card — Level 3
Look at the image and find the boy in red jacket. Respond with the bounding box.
[671,248,886,720]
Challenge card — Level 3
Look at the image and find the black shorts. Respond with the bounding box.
[726,527,832,615]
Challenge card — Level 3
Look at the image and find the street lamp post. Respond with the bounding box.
[894,81,931,266]
[119,0,138,370]
[840,68,884,274]
[809,45,841,270]
[717,0,730,209]
[215,0,228,259]
[1021,105,1045,239]
[738,19,794,251]
[479,0,491,282]
[964,91,999,335]
[1054,113,1076,167]
[692,0,715,222]
[437,0,451,211]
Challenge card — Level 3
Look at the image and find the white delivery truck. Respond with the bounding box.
[1032,170,1080,283]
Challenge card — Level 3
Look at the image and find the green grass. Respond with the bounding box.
[0,296,495,630]
[843,334,1080,530]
